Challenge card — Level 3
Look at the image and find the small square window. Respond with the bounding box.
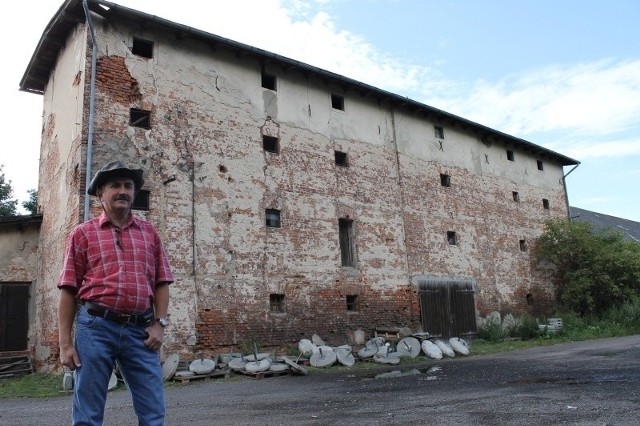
[270,293,285,313]
[130,108,151,129]
[263,135,279,153]
[440,173,451,187]
[331,94,344,111]
[346,295,359,311]
[447,231,457,246]
[262,72,277,91]
[335,150,348,166]
[265,209,281,228]
[537,160,544,171]
[132,189,150,211]
[542,198,550,210]
[519,239,527,252]
[507,150,515,161]
[132,37,153,58]
[512,191,520,202]
[434,125,444,139]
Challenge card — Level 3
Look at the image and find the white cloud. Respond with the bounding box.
[430,59,640,141]
[561,138,640,160]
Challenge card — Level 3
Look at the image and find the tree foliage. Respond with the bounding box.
[534,219,640,316]
[0,164,18,216]
[22,189,38,215]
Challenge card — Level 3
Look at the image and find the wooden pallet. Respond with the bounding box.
[173,368,230,383]
[0,352,33,378]
[236,369,290,380]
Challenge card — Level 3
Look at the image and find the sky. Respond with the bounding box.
[1,0,639,221]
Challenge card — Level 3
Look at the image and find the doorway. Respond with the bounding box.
[414,277,477,339]
[0,283,30,351]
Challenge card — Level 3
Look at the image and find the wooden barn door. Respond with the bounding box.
[0,283,30,351]
[416,277,477,339]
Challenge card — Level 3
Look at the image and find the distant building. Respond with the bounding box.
[17,0,579,370]
[570,207,640,242]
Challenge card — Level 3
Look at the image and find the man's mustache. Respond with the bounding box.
[114,195,130,201]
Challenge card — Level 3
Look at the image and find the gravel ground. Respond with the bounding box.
[1,335,639,426]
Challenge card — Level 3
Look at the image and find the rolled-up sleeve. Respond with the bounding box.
[57,228,87,293]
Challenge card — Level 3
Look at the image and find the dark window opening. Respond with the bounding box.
[263,135,279,153]
[440,173,451,187]
[339,218,356,267]
[542,198,550,210]
[520,239,527,252]
[132,189,150,211]
[512,191,520,202]
[335,150,348,166]
[130,108,151,129]
[434,125,444,139]
[507,150,515,161]
[261,72,277,91]
[132,38,154,58]
[331,94,344,111]
[447,231,457,246]
[526,293,534,306]
[537,160,544,171]
[265,209,281,228]
[346,295,359,311]
[270,293,285,313]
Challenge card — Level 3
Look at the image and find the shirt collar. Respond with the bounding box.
[98,211,139,229]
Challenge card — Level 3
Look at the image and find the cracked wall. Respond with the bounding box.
[31,15,567,367]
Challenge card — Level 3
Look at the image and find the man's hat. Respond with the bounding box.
[87,160,144,196]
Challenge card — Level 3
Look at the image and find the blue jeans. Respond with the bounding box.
[73,305,165,425]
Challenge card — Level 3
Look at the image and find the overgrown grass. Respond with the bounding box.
[0,372,63,398]
[3,299,639,399]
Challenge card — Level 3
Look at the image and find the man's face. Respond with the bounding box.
[98,177,135,213]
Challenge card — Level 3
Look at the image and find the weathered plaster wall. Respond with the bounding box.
[33,13,569,367]
[33,24,88,369]
[0,223,40,281]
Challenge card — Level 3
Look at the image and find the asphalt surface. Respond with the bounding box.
[1,335,639,425]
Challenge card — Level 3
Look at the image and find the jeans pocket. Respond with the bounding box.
[77,306,99,328]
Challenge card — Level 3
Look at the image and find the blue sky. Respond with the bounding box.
[2,0,639,221]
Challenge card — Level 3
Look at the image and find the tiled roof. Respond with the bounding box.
[570,207,640,243]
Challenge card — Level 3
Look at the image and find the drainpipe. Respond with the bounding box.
[562,164,580,222]
[390,105,414,319]
[82,0,98,222]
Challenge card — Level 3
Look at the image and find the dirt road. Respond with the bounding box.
[1,335,639,425]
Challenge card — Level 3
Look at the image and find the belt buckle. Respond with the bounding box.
[121,313,134,324]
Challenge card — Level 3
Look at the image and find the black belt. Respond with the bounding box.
[83,301,153,326]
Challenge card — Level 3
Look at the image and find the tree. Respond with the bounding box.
[534,219,640,316]
[0,164,18,216]
[22,189,38,215]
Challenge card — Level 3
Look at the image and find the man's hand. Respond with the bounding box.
[60,343,81,370]
[144,322,165,351]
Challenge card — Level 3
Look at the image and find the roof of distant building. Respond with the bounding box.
[570,207,640,243]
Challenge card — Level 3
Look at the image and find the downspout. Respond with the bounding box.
[562,164,580,222]
[390,106,414,320]
[82,0,98,222]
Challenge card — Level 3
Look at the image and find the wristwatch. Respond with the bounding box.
[156,317,170,327]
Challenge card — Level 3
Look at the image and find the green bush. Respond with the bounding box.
[478,316,507,342]
[534,220,640,316]
[514,315,541,341]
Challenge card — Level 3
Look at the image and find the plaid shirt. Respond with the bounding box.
[58,212,174,314]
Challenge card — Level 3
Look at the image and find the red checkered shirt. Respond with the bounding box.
[58,212,174,314]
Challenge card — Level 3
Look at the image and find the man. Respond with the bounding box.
[58,160,174,426]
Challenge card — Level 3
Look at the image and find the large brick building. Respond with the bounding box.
[18,0,578,370]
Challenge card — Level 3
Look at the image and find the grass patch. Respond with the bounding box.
[0,372,64,398]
